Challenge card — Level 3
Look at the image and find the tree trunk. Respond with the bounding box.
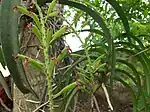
[13,25,48,112]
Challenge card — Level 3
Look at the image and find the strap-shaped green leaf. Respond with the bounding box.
[37,0,116,83]
[59,0,116,86]
[115,68,136,85]
[50,26,67,45]
[116,42,150,96]
[64,29,104,37]
[17,5,41,28]
[32,25,42,42]
[0,1,5,68]
[64,87,78,112]
[92,54,104,67]
[17,54,44,72]
[116,59,141,87]
[106,0,130,33]
[63,56,86,76]
[61,0,112,47]
[114,77,137,112]
[56,48,67,62]
[53,82,77,99]
[45,0,57,22]
[47,0,56,14]
[37,0,112,47]
[0,0,38,97]
[0,47,6,68]
[47,11,58,17]
[46,28,53,44]
[0,71,12,100]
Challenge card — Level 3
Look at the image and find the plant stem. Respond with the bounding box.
[34,2,54,112]
[64,19,94,81]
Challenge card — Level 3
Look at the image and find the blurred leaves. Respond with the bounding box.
[0,0,150,111]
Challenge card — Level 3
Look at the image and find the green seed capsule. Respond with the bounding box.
[56,48,67,62]
[32,25,42,42]
[53,82,77,99]
[17,54,44,72]
[31,13,41,29]
[50,26,67,44]
[47,0,57,16]
[48,11,58,17]
[16,5,30,16]
[46,28,53,44]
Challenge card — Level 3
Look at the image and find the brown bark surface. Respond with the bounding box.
[13,27,48,112]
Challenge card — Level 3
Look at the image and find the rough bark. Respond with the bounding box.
[13,26,48,112]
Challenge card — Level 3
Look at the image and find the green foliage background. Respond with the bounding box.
[0,0,150,112]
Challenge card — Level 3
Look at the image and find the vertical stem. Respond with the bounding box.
[44,47,54,112]
[64,19,94,81]
[34,2,54,112]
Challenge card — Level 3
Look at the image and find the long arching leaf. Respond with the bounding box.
[116,58,147,110]
[0,0,38,97]
[116,46,150,96]
[115,68,136,85]
[0,47,6,68]
[37,0,116,86]
[64,87,78,112]
[0,71,12,100]
[116,41,150,95]
[37,0,112,48]
[113,76,137,112]
[64,29,104,37]
[116,33,145,49]
[63,56,86,76]
[60,0,112,48]
[116,59,141,87]
[106,0,130,33]
[60,0,116,86]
